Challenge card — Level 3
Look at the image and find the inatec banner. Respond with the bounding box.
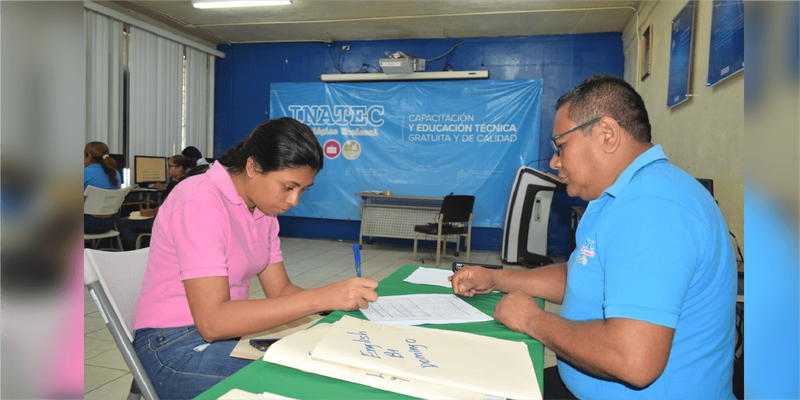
[270,79,542,228]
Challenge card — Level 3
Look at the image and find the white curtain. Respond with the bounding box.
[85,10,123,153]
[127,26,183,167]
[185,47,211,158]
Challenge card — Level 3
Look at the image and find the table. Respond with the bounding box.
[355,192,459,247]
[123,188,162,210]
[196,265,545,399]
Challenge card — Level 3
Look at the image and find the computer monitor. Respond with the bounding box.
[108,153,127,186]
[696,178,714,197]
[134,155,167,185]
[108,153,125,171]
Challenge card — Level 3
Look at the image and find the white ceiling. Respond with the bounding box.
[98,0,642,46]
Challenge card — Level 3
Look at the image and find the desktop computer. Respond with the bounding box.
[134,155,167,188]
[502,166,566,268]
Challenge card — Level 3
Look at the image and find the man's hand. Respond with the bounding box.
[493,291,542,333]
[448,266,497,297]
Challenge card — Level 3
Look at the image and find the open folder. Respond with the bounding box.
[230,315,321,360]
[263,316,541,400]
[264,323,491,399]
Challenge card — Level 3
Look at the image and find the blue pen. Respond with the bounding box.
[352,244,361,277]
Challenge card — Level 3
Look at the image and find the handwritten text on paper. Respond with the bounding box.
[348,330,439,368]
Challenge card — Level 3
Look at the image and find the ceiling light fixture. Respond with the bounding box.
[191,0,292,9]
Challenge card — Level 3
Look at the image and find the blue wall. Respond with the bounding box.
[214,33,623,256]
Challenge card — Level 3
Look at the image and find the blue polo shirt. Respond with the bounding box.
[84,163,121,190]
[558,145,737,399]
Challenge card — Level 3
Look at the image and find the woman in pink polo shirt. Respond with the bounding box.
[132,117,379,400]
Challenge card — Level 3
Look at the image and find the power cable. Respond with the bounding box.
[405,40,465,61]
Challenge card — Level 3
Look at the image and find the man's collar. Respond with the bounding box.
[603,144,668,198]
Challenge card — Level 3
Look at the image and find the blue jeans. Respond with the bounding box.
[116,216,154,250]
[84,214,118,234]
[133,326,253,400]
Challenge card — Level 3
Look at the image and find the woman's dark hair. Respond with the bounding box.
[84,141,118,187]
[181,146,203,165]
[217,117,324,174]
[170,155,195,180]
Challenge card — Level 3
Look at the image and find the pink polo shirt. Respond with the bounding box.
[133,162,283,330]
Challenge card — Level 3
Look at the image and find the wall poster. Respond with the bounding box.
[706,0,744,87]
[641,24,653,80]
[667,1,696,108]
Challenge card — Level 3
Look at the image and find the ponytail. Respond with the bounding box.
[218,117,323,175]
[217,141,249,172]
[101,155,119,187]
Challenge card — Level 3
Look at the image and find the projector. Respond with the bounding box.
[379,58,413,74]
[379,57,425,74]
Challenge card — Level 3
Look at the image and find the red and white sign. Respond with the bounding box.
[323,140,341,159]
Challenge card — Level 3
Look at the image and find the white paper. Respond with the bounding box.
[311,316,541,400]
[263,323,495,400]
[128,211,154,220]
[218,388,297,400]
[403,267,454,288]
[359,294,492,326]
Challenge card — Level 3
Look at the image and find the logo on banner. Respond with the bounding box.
[323,140,341,159]
[343,140,361,160]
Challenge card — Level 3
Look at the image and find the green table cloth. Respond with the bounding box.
[196,264,544,399]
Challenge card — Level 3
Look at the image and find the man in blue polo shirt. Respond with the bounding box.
[451,74,737,399]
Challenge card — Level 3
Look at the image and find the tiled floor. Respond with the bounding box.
[84,237,562,399]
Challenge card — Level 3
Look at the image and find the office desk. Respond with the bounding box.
[196,265,544,399]
[355,192,458,247]
[124,188,162,209]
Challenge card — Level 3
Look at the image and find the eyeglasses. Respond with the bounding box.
[551,118,625,156]
[550,118,600,156]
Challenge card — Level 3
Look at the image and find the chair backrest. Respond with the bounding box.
[84,248,150,342]
[84,185,133,215]
[440,195,475,223]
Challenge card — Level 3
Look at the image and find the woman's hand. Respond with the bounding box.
[318,277,379,311]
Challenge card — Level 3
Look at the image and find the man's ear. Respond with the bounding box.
[598,116,621,154]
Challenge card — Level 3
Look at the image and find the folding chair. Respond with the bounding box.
[412,195,475,267]
[136,233,152,250]
[84,185,132,250]
[84,248,160,400]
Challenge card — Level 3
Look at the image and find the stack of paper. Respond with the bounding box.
[403,267,454,288]
[218,389,297,400]
[263,316,541,400]
[359,294,493,326]
[263,323,492,399]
